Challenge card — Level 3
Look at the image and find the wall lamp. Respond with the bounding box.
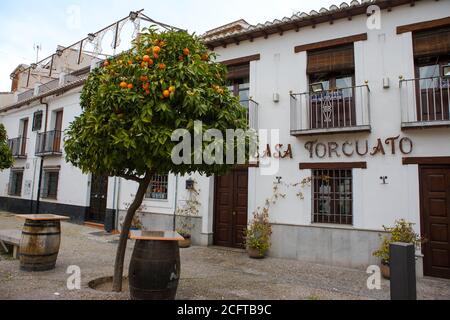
[310,82,324,93]
[129,11,139,21]
[443,65,450,79]
[87,33,96,42]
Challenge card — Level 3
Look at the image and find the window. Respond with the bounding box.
[145,174,169,200]
[32,111,43,131]
[226,63,250,105]
[312,169,353,225]
[41,170,59,199]
[413,27,450,121]
[8,170,24,196]
[307,45,356,129]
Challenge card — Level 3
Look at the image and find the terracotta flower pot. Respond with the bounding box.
[247,247,265,259]
[178,235,192,249]
[380,261,390,279]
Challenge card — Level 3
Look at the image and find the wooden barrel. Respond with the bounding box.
[129,240,180,300]
[19,220,61,272]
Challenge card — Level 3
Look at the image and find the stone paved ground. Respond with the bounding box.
[1,211,449,300]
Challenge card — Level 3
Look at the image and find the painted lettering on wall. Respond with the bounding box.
[261,144,293,159]
[304,136,413,159]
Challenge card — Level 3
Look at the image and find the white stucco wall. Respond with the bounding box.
[210,1,450,235]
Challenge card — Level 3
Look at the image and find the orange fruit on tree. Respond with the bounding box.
[141,61,147,68]
[128,60,133,65]
[143,55,151,62]
[163,90,170,98]
[183,48,190,56]
[153,53,159,59]
[145,89,150,95]
[159,63,166,70]
[201,53,209,61]
[148,59,154,65]
[142,82,150,90]
[153,46,161,54]
[140,75,148,82]
[127,83,134,89]
[169,86,175,93]
[120,81,128,89]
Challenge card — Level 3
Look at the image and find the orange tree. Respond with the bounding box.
[0,124,13,170]
[64,27,247,292]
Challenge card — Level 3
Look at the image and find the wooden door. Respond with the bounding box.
[420,166,450,279]
[214,169,248,248]
[53,110,63,152]
[21,118,28,156]
[88,175,108,223]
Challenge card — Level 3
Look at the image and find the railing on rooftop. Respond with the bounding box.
[290,84,371,136]
[400,76,450,129]
[17,89,34,102]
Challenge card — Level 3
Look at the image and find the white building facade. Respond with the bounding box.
[0,1,449,279]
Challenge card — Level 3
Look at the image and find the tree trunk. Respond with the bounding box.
[112,174,152,292]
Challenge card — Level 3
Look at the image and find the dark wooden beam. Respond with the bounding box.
[397,16,450,34]
[299,162,367,170]
[294,33,368,53]
[220,54,261,66]
[403,157,450,165]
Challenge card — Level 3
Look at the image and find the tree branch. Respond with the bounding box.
[119,174,143,183]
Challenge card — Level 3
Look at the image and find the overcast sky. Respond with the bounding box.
[0,0,339,91]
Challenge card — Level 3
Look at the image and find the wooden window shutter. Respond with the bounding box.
[8,171,15,195]
[41,172,49,198]
[307,45,355,74]
[226,63,250,80]
[413,28,450,58]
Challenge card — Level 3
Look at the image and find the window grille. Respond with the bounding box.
[145,174,169,200]
[312,169,353,225]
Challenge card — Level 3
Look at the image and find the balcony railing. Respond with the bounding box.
[17,89,34,102]
[35,130,63,156]
[400,76,450,129]
[8,137,28,159]
[290,85,371,136]
[241,99,259,132]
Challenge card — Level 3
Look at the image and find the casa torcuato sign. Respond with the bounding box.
[304,135,413,159]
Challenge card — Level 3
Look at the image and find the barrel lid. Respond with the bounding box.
[15,214,71,221]
[130,230,184,241]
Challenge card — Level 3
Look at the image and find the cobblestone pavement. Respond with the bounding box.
[1,212,449,300]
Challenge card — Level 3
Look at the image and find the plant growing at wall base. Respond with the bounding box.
[175,179,201,248]
[244,182,284,258]
[0,124,13,171]
[64,27,247,292]
[373,219,424,266]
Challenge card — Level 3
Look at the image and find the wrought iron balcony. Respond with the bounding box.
[241,99,259,132]
[290,85,371,136]
[8,137,28,159]
[400,76,450,129]
[35,130,63,156]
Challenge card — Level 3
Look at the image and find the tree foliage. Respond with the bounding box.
[64,27,249,292]
[0,124,13,171]
[65,27,247,179]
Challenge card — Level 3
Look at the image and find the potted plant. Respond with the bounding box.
[373,219,424,279]
[177,228,192,249]
[244,207,272,259]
